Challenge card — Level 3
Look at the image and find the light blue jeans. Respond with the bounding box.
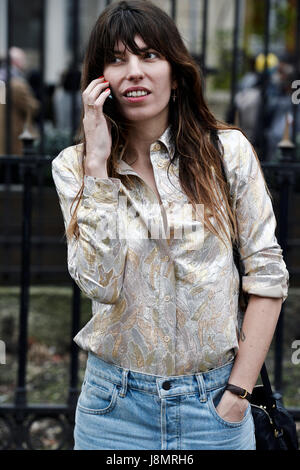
[74,352,256,450]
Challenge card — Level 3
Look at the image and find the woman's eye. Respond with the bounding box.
[110,56,123,63]
[109,51,159,63]
[145,51,159,59]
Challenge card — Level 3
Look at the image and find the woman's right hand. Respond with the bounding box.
[82,77,112,177]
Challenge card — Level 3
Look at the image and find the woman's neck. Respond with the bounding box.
[124,119,169,167]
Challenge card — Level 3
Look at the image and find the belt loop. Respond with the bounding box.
[119,368,129,397]
[195,373,207,402]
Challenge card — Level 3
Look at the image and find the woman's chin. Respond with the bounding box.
[121,108,168,124]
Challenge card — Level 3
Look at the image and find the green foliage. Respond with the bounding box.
[0,286,91,405]
[212,30,233,91]
[272,1,297,43]
[0,286,91,355]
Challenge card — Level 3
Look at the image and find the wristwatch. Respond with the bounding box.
[225,383,252,401]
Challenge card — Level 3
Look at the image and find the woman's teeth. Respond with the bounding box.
[126,90,149,97]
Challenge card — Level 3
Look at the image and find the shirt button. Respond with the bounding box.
[164,295,170,302]
[162,380,171,390]
[151,143,161,152]
[164,335,170,342]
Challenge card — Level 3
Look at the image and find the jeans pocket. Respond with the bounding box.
[77,375,118,415]
[207,385,251,428]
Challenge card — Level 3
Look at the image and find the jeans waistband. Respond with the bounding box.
[85,352,234,400]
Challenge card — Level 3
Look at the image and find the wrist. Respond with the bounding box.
[224,389,246,401]
[227,372,255,395]
[225,383,252,401]
[223,390,249,413]
[85,159,108,178]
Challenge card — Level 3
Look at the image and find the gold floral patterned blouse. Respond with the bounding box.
[51,126,289,376]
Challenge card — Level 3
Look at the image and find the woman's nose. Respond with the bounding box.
[126,56,145,80]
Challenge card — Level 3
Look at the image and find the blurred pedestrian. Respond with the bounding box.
[231,53,279,148]
[265,53,300,160]
[0,47,40,155]
[52,67,82,135]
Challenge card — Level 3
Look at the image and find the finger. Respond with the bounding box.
[85,76,105,93]
[82,77,106,102]
[94,87,111,108]
[83,81,110,108]
[87,81,110,103]
[84,87,111,116]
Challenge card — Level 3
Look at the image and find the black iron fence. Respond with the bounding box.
[0,0,300,450]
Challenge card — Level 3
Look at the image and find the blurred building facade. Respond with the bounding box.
[0,0,299,149]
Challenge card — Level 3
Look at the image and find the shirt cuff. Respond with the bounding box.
[242,280,288,303]
[83,175,121,204]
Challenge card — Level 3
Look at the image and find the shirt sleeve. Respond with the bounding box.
[235,132,289,303]
[51,146,127,304]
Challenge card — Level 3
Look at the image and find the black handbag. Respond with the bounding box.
[251,363,298,450]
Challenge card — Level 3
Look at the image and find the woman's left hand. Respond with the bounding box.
[215,390,249,423]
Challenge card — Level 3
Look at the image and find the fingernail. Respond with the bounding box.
[98,75,104,79]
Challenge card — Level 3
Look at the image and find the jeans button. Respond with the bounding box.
[162,381,171,390]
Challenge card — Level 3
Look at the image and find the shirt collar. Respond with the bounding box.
[154,124,175,159]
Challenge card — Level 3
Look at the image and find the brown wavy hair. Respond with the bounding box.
[67,0,271,251]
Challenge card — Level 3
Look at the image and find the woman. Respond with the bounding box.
[52,0,289,450]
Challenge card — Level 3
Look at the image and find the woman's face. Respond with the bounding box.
[103,35,176,125]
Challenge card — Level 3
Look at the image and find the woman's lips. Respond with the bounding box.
[123,93,151,103]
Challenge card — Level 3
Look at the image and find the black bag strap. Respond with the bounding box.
[260,362,274,396]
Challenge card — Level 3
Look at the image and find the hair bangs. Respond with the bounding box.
[101,8,167,65]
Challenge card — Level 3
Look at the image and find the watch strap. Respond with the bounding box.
[225,383,252,401]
